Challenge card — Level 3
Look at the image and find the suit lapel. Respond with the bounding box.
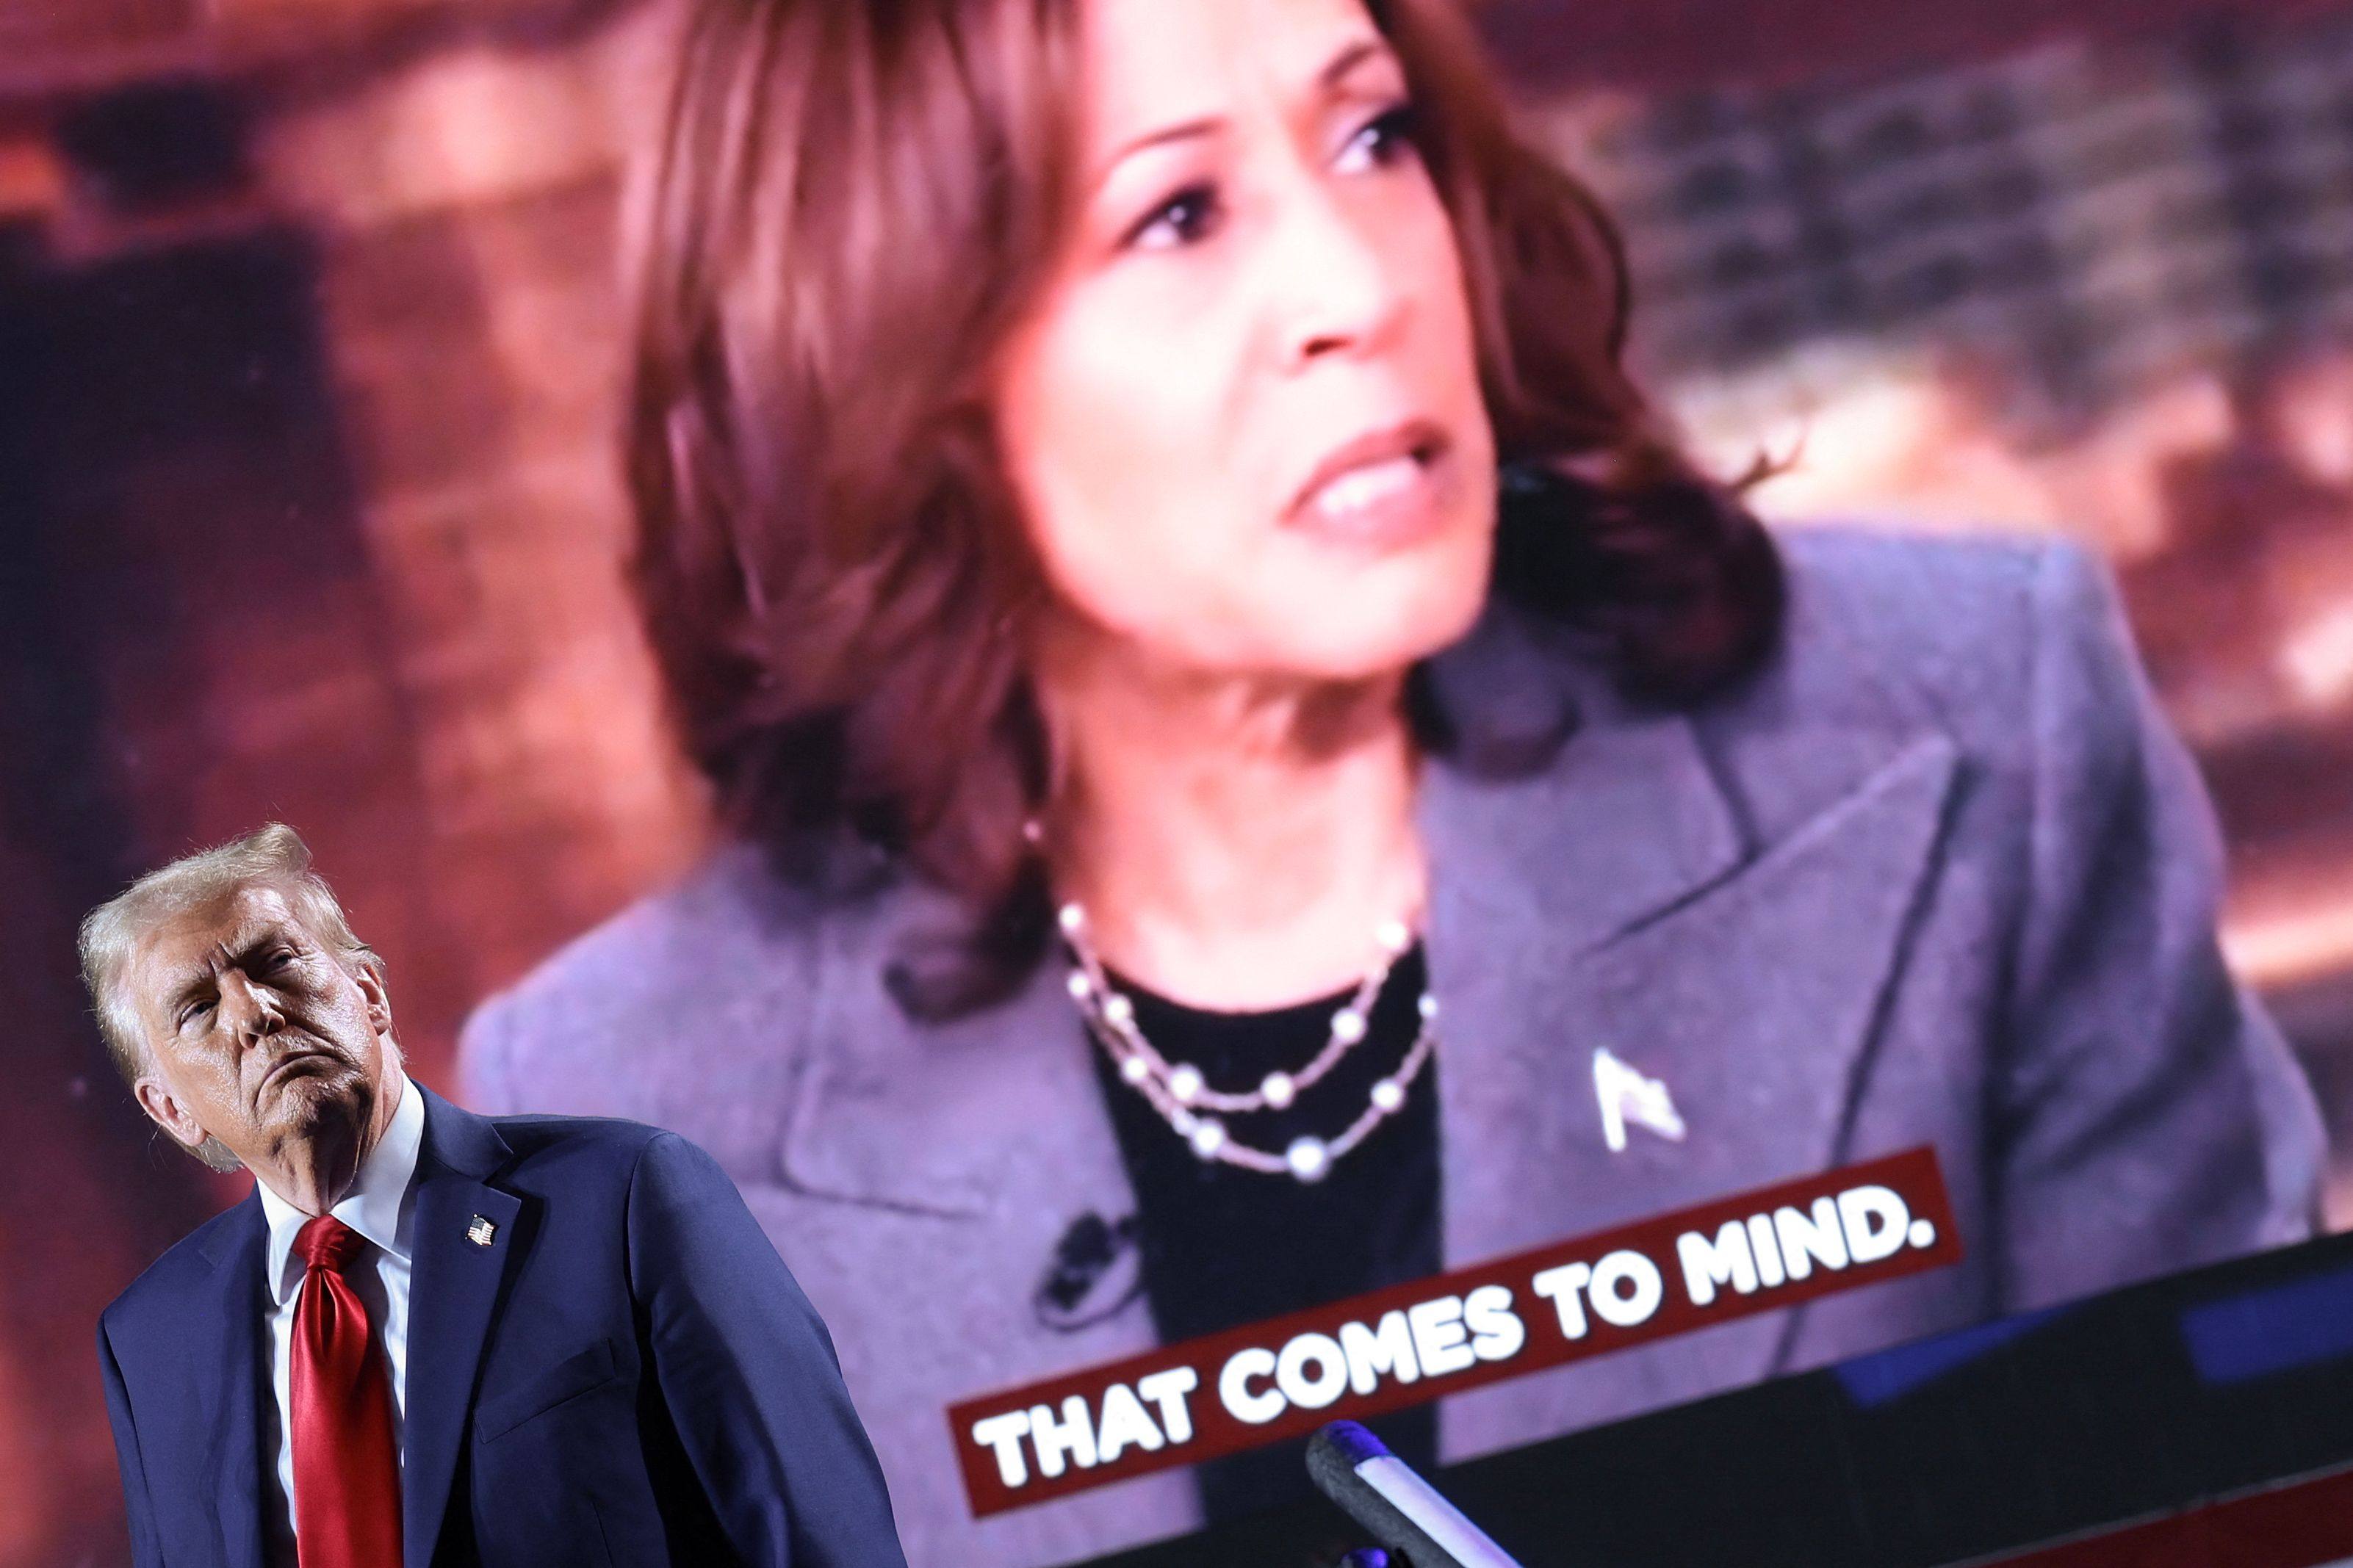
[774,882,1139,1231]
[194,1195,270,1568]
[1423,700,1741,1264]
[771,881,1195,1561]
[1424,654,1959,1454]
[400,1085,522,1568]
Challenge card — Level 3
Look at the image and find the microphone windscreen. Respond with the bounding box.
[1307,1422,1525,1568]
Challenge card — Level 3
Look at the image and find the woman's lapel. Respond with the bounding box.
[773,884,1138,1225]
[768,887,1197,1560]
[1421,663,1959,1455]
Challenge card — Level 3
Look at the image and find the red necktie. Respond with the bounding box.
[290,1215,403,1568]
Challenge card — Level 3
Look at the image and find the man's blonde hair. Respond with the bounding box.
[78,823,383,1169]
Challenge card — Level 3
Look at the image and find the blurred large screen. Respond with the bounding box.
[7,1,2353,1563]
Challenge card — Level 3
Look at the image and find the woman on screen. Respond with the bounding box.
[459,0,2325,1561]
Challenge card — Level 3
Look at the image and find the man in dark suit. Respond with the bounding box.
[82,823,908,1567]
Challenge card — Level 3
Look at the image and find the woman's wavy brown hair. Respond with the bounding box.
[625,0,1784,1016]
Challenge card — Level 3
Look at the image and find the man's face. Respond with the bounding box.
[126,881,395,1175]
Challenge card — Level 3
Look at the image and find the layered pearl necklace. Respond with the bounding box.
[1056,902,1438,1182]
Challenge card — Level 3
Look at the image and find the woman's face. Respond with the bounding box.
[992,0,1498,684]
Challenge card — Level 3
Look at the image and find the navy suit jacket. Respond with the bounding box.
[96,1083,909,1567]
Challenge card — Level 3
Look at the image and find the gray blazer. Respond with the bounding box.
[461,527,2325,1568]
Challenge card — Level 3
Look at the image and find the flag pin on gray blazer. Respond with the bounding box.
[1594,1048,1685,1153]
[466,1215,498,1247]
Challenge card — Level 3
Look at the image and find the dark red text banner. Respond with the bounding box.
[947,1146,1961,1517]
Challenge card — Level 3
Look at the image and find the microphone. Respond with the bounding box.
[1031,1212,1141,1331]
[1307,1421,1524,1568]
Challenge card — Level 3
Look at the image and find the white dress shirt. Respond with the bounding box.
[253,1076,423,1566]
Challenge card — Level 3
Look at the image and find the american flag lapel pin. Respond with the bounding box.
[1593,1047,1685,1153]
[466,1214,498,1247]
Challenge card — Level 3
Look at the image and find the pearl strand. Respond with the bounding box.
[1056,900,1438,1182]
